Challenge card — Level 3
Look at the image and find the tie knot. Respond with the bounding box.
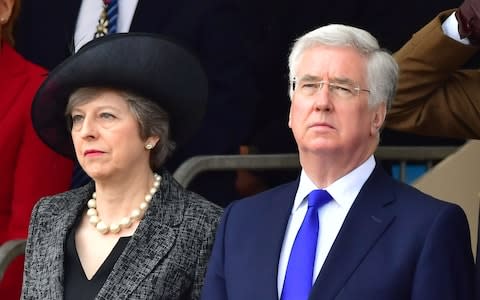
[307,189,332,209]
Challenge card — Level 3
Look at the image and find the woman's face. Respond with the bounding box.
[70,90,157,180]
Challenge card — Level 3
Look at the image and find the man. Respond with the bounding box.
[201,24,475,300]
[234,0,463,197]
[386,0,480,298]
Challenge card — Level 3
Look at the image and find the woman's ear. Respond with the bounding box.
[0,0,15,25]
[145,136,160,149]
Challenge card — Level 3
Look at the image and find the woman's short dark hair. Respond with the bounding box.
[65,87,176,170]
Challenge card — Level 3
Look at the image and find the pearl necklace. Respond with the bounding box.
[86,173,162,234]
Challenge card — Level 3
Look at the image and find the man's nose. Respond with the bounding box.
[313,85,333,111]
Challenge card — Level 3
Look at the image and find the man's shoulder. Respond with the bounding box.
[232,180,298,208]
[366,166,460,214]
[218,180,297,226]
[389,177,463,217]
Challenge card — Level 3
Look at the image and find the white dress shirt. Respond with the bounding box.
[442,11,472,45]
[277,155,376,298]
[74,0,139,51]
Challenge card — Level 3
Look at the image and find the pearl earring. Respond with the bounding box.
[145,144,153,150]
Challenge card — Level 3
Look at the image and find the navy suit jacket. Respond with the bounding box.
[201,164,475,300]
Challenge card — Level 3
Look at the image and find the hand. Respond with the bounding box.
[456,0,480,43]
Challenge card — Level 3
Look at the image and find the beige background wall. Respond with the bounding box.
[413,140,480,258]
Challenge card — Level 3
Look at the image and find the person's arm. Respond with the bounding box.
[411,204,474,299]
[386,9,480,139]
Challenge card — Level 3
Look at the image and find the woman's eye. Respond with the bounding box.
[71,115,84,124]
[100,112,115,119]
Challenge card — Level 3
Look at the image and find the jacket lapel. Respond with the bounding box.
[96,172,183,298]
[44,184,93,297]
[309,165,396,300]
[248,180,299,299]
[130,0,172,32]
[47,0,83,56]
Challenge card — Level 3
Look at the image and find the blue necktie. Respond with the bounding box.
[281,189,332,300]
[94,0,118,38]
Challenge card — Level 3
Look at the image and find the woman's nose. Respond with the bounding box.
[78,116,98,139]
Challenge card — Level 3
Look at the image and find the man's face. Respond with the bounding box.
[288,45,385,158]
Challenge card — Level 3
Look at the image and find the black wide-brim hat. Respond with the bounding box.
[31,33,208,159]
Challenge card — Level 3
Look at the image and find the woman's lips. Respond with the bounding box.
[84,149,105,157]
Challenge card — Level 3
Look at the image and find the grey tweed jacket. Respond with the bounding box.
[21,170,223,300]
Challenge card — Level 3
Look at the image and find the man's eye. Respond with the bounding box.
[301,83,319,90]
[331,84,353,94]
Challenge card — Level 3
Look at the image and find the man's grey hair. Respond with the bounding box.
[288,24,398,109]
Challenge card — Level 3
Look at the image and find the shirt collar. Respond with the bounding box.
[293,155,376,212]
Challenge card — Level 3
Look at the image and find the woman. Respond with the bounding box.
[0,0,72,298]
[22,33,223,299]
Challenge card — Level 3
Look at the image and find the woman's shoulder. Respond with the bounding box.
[33,183,93,214]
[171,186,223,234]
[161,170,223,218]
[183,190,223,219]
[4,43,46,87]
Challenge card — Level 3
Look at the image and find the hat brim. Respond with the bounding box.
[31,33,208,159]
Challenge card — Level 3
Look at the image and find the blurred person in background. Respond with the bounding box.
[386,0,480,297]
[0,0,72,298]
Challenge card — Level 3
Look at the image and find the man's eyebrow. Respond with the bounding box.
[296,75,357,85]
[296,74,322,81]
[330,77,356,85]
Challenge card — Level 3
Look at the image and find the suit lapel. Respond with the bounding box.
[65,0,84,54]
[96,172,183,298]
[309,165,396,300]
[48,0,83,56]
[130,0,172,32]
[248,181,299,299]
[44,184,93,297]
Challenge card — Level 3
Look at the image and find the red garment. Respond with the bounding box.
[0,42,73,299]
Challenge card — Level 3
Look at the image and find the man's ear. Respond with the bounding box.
[370,102,386,136]
[288,104,293,129]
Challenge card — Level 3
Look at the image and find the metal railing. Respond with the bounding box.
[0,240,26,279]
[173,146,459,187]
[0,146,460,280]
